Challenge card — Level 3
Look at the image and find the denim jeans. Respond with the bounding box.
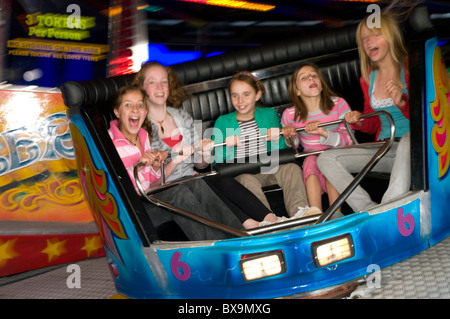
[143,179,243,240]
[316,132,411,212]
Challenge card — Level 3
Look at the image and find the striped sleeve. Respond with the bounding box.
[109,126,161,192]
[321,97,354,147]
[280,106,297,126]
[280,106,302,149]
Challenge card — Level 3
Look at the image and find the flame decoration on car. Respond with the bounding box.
[70,124,127,249]
[430,47,450,178]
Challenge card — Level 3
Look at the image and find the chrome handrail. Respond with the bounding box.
[213,116,358,149]
[134,164,249,238]
[132,110,395,236]
[316,110,396,223]
[157,115,356,184]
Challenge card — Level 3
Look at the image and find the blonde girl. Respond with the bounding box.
[317,11,411,213]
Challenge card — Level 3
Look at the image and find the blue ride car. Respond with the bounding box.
[62,7,450,299]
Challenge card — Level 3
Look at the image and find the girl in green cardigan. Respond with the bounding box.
[213,72,313,220]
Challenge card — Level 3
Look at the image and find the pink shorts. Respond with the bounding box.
[302,155,327,194]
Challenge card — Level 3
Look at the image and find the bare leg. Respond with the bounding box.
[326,179,340,207]
[326,179,342,219]
[306,174,323,211]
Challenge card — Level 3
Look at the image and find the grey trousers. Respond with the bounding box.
[317,133,411,212]
[143,179,243,241]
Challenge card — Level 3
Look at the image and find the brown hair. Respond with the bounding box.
[131,61,189,108]
[113,84,153,142]
[228,71,266,107]
[288,62,337,122]
[356,10,408,83]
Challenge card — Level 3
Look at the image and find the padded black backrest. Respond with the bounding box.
[61,23,362,129]
[170,24,358,85]
[181,50,362,123]
[61,21,364,242]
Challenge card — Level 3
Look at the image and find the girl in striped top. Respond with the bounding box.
[213,71,311,221]
[281,63,353,211]
[133,62,283,230]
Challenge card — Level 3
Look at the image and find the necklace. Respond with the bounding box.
[119,125,138,146]
[125,135,138,146]
[150,113,167,134]
[125,136,137,146]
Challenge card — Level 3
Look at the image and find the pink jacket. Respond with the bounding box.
[108,119,161,192]
[281,96,354,151]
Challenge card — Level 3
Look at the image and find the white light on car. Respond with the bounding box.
[241,250,285,281]
[312,234,354,267]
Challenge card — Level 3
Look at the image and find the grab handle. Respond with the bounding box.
[316,110,396,223]
[133,163,249,238]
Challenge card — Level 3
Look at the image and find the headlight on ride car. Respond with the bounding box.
[240,250,286,281]
[312,234,354,267]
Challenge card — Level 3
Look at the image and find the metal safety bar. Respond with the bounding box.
[212,118,354,149]
[158,117,356,184]
[133,110,395,237]
[164,116,357,157]
[316,110,396,223]
[134,164,249,238]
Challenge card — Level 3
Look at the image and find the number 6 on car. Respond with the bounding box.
[171,251,191,281]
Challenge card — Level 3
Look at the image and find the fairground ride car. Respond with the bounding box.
[61,7,450,298]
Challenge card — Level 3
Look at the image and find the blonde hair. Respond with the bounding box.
[288,62,337,122]
[132,61,189,108]
[356,10,408,83]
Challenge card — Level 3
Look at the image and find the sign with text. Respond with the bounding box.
[4,0,109,87]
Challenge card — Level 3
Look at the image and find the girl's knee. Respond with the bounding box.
[235,174,259,186]
[306,174,319,182]
[282,163,301,174]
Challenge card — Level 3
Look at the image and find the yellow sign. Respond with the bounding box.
[7,10,107,62]
[7,38,108,61]
[26,12,96,41]
[29,26,90,41]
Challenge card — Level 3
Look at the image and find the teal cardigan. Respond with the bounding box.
[212,107,286,163]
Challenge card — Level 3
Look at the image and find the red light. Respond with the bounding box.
[110,56,132,65]
[108,261,119,277]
